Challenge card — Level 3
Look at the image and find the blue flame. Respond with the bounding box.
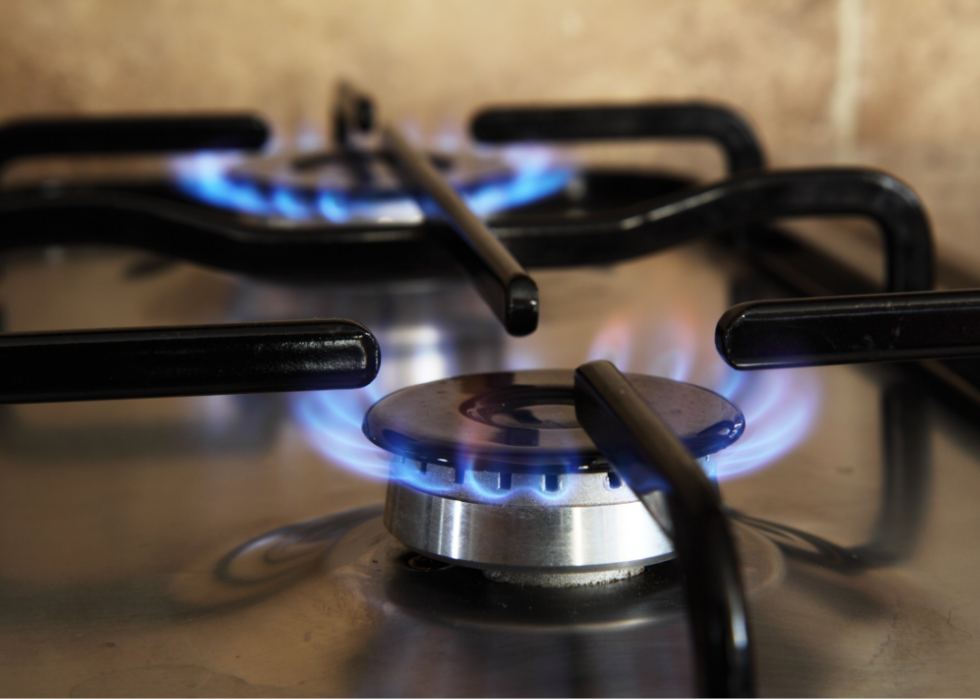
[464,147,573,216]
[291,324,459,481]
[292,313,821,485]
[388,459,456,496]
[292,379,391,480]
[291,321,617,501]
[293,316,820,488]
[388,454,581,505]
[174,155,273,216]
[460,472,570,504]
[710,365,820,479]
[172,146,573,223]
[584,311,822,480]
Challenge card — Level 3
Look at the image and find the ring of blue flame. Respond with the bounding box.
[291,321,822,495]
[174,152,574,223]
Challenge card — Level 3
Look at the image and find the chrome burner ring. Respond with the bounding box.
[383,477,673,581]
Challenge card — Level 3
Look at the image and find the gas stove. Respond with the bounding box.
[0,83,978,697]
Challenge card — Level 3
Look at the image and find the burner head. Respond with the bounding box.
[364,369,744,469]
[364,370,744,586]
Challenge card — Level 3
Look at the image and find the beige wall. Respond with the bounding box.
[2,0,980,267]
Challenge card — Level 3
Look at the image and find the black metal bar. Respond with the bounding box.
[856,377,931,565]
[333,81,375,147]
[0,114,270,173]
[716,289,980,369]
[497,168,933,293]
[727,220,980,408]
[574,360,754,698]
[733,224,877,299]
[0,167,932,294]
[731,377,930,571]
[472,102,765,173]
[0,319,379,403]
[383,125,539,336]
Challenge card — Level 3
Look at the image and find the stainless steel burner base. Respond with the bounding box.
[384,478,674,573]
[483,566,645,587]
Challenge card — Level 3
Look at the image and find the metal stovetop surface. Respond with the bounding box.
[0,237,977,697]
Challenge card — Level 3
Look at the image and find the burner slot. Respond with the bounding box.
[384,125,539,336]
[0,114,270,174]
[472,102,766,174]
[574,359,754,698]
[0,318,379,403]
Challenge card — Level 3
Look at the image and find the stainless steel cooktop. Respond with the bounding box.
[1,232,977,696]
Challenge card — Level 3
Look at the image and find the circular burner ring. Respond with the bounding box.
[364,370,744,469]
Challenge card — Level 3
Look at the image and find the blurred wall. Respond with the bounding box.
[2,0,980,267]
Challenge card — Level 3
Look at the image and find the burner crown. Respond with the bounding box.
[363,369,744,468]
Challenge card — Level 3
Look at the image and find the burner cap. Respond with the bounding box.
[363,370,743,468]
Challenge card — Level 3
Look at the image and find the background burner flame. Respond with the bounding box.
[172,134,574,224]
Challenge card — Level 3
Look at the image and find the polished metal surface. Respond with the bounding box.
[384,477,674,574]
[168,507,783,696]
[0,237,978,696]
[482,566,646,586]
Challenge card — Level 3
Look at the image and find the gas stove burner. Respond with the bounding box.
[364,370,744,586]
